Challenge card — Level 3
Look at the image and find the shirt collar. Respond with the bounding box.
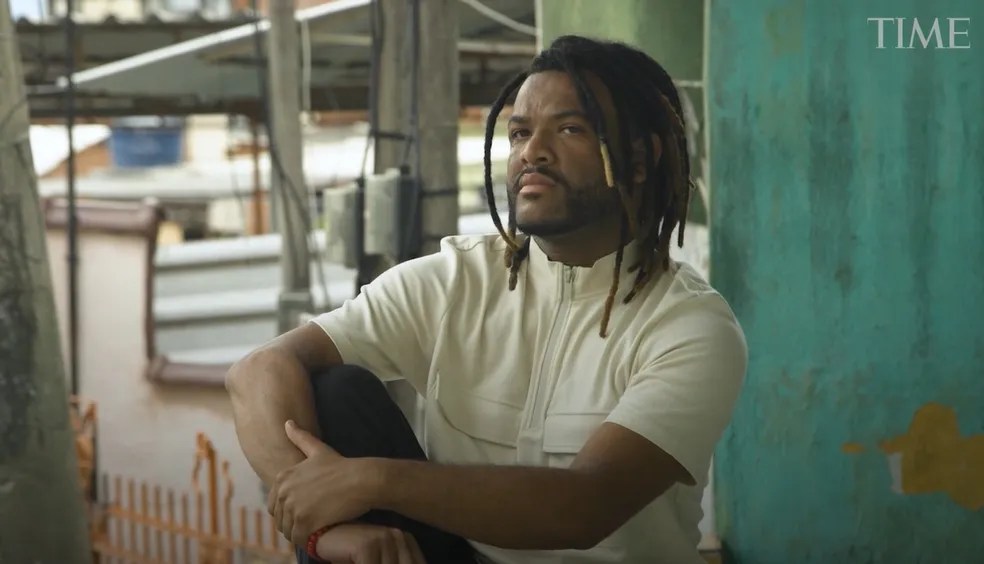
[526,237,649,299]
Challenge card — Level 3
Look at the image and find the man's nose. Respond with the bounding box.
[521,131,554,167]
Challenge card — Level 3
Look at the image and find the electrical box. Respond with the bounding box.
[364,168,401,257]
[322,183,359,268]
[364,168,418,259]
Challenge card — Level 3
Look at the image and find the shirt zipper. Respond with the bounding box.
[522,265,577,432]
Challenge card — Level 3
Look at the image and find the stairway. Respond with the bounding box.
[152,214,501,372]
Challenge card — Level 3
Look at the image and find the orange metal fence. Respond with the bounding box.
[71,397,293,564]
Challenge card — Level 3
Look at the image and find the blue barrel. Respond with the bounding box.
[109,116,185,168]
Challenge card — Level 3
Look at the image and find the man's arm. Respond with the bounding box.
[228,249,453,488]
[225,323,342,485]
[365,300,745,550]
[371,422,690,550]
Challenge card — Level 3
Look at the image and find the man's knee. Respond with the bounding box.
[310,365,387,411]
[308,365,418,459]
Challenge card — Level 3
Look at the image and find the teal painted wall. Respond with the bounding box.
[709,0,984,562]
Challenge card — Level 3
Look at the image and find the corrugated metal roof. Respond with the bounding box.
[17,11,256,85]
[26,0,536,117]
[14,10,255,26]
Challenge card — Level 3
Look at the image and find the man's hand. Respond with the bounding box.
[267,420,377,545]
[315,523,427,564]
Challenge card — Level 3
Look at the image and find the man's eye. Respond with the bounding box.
[509,129,529,141]
[561,125,583,134]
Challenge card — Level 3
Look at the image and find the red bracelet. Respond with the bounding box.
[306,526,331,562]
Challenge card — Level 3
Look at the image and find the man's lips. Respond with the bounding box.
[519,173,557,194]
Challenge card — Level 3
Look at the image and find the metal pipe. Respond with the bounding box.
[65,0,79,398]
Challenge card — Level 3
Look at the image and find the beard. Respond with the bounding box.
[507,166,622,237]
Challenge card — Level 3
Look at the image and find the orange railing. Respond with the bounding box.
[71,397,292,563]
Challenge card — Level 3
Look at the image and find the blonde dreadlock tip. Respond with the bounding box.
[599,142,615,189]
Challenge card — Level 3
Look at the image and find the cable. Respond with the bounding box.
[458,0,536,37]
[33,0,51,86]
[0,83,69,145]
[63,0,88,502]
[399,0,423,262]
[399,0,417,170]
[359,0,383,182]
[301,18,312,118]
[0,98,29,141]
[64,0,79,401]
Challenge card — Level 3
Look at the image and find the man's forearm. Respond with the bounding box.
[226,346,319,485]
[372,460,613,550]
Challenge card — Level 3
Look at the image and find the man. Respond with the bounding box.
[227,35,747,564]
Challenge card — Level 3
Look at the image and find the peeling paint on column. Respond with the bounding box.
[879,403,984,511]
[843,403,984,510]
[841,442,865,454]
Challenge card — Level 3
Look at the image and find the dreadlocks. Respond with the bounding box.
[482,35,694,338]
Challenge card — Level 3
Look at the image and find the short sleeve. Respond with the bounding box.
[605,295,747,486]
[310,249,455,392]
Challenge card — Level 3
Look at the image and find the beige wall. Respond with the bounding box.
[185,115,232,164]
[45,218,267,522]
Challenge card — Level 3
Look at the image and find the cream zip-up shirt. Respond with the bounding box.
[313,234,747,564]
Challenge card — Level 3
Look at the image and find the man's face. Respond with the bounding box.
[505,71,622,237]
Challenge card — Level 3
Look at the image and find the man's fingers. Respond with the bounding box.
[265,483,277,516]
[284,420,328,458]
[390,528,426,564]
[405,532,427,564]
[393,529,415,564]
[379,529,399,564]
[275,499,289,542]
[278,495,293,543]
[290,519,309,547]
[355,538,382,564]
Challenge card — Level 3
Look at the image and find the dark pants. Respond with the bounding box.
[295,365,475,563]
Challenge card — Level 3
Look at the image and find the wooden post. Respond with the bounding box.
[0,2,92,561]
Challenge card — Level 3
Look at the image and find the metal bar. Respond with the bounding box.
[141,482,150,557]
[154,486,164,562]
[128,480,137,555]
[114,477,123,563]
[65,0,80,400]
[168,489,177,563]
[182,494,191,563]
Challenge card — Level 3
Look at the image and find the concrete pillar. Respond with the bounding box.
[710,1,984,562]
[538,0,708,224]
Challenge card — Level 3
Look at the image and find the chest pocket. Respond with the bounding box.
[542,412,609,456]
[543,411,629,549]
[438,388,522,447]
[429,383,523,466]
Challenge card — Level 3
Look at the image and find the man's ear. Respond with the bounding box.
[631,134,663,185]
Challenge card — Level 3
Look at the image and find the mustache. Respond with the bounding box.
[510,166,570,192]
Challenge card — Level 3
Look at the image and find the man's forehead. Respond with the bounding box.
[510,70,615,122]
[513,71,581,109]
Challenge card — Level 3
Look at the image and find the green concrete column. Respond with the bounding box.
[538,0,708,223]
[540,0,704,81]
[710,1,984,562]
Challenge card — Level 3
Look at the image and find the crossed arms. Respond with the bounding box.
[226,323,692,551]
